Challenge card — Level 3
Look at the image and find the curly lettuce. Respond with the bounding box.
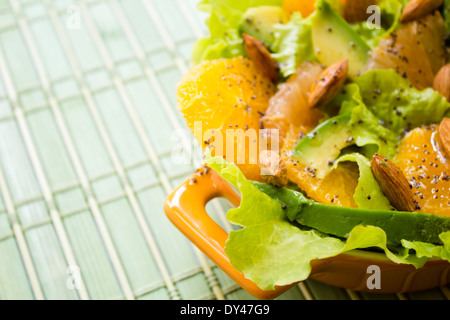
[353,69,450,135]
[334,82,399,158]
[270,12,316,78]
[191,0,283,65]
[332,153,393,211]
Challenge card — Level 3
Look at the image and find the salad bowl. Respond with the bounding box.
[164,166,450,300]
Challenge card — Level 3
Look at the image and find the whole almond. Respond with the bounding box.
[308,59,348,109]
[371,154,418,212]
[433,64,450,102]
[401,0,443,23]
[243,33,279,83]
[439,118,450,159]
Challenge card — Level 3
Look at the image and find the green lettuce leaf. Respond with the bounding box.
[336,83,399,159]
[402,232,450,261]
[332,153,393,210]
[329,70,450,160]
[204,155,284,227]
[269,0,347,78]
[204,156,450,291]
[270,12,316,78]
[353,69,450,135]
[191,0,283,65]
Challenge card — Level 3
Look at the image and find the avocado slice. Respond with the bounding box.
[253,181,450,246]
[239,6,288,48]
[292,103,399,180]
[297,203,450,247]
[311,0,370,77]
[293,113,354,179]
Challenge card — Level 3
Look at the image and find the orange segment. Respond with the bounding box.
[283,0,317,18]
[177,57,276,182]
[365,12,448,90]
[282,125,359,207]
[283,0,345,18]
[395,125,450,217]
[261,62,325,143]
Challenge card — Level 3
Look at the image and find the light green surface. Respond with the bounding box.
[0,0,447,300]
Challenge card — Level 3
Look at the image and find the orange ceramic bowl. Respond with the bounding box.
[164,166,450,300]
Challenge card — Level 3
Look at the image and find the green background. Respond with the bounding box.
[0,0,447,300]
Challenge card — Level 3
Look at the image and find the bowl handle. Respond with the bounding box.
[164,166,294,300]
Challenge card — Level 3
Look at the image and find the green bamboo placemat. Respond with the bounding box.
[0,0,448,300]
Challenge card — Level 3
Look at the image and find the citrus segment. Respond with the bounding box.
[395,125,450,217]
[261,62,325,143]
[177,57,276,181]
[283,0,345,18]
[365,11,448,90]
[283,0,317,18]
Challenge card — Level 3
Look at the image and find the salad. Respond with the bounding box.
[176,0,450,291]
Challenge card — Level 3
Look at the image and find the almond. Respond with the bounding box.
[308,59,348,109]
[401,0,443,23]
[259,150,288,187]
[433,64,450,102]
[243,33,279,83]
[344,0,378,23]
[439,118,450,159]
[371,154,418,212]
